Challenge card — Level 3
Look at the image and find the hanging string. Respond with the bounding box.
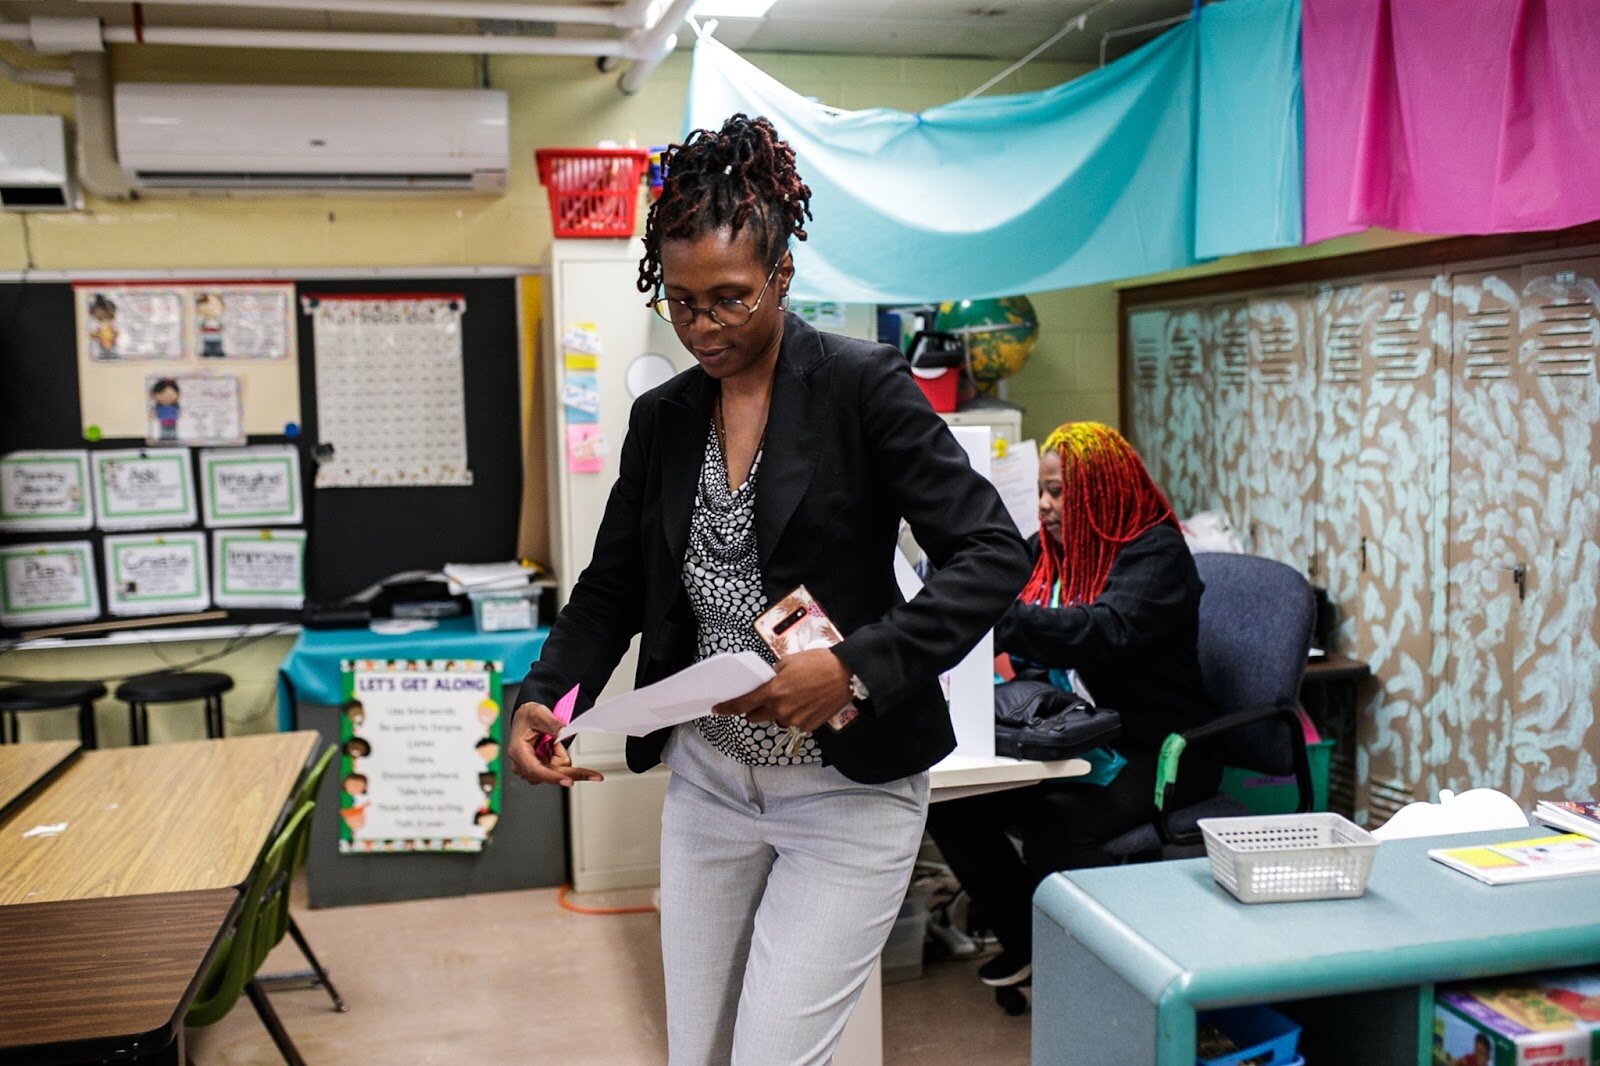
[1019,421,1175,609]
[959,0,1129,101]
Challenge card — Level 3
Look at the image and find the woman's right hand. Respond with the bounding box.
[507,701,605,788]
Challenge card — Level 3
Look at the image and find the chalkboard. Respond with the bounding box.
[0,274,525,639]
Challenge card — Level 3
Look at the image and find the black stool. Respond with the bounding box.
[0,681,107,748]
[115,672,234,745]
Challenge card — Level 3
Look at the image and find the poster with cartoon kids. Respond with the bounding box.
[78,286,184,361]
[191,286,294,361]
[338,658,503,854]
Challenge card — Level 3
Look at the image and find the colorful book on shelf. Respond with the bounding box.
[1534,800,1600,843]
[1428,833,1600,886]
[1435,968,1600,1066]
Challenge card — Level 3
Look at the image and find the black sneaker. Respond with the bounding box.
[978,950,1032,987]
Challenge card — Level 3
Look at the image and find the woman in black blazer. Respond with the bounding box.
[506,115,1029,1064]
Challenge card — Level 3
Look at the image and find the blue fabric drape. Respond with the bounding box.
[684,0,1302,302]
[1196,0,1303,257]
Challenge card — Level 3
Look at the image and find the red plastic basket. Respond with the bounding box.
[535,147,650,239]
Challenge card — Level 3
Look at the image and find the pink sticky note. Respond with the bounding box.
[566,425,605,474]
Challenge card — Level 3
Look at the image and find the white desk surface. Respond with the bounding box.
[928,752,1090,803]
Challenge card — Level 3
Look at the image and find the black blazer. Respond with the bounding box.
[516,313,1030,784]
[995,524,1215,751]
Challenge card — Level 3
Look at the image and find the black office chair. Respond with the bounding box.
[0,680,107,748]
[114,671,234,745]
[1101,551,1318,862]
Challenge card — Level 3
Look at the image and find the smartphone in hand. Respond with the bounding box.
[753,585,859,731]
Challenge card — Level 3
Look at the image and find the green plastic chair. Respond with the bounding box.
[187,801,314,1065]
[256,743,348,1012]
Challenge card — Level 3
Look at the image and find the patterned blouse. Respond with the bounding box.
[683,421,821,766]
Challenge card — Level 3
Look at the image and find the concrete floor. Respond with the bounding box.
[186,882,1030,1065]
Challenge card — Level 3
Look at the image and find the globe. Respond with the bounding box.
[934,296,1039,396]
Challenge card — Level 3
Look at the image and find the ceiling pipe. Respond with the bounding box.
[96,24,646,58]
[616,0,694,94]
[116,0,644,29]
[71,50,136,200]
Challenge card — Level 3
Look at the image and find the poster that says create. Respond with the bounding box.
[338,660,503,854]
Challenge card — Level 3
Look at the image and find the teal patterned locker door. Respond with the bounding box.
[1314,284,1367,668]
[1445,267,1525,801]
[1159,306,1210,519]
[1205,301,1250,539]
[1512,258,1600,804]
[1356,275,1448,820]
[1246,290,1317,576]
[1127,307,1170,500]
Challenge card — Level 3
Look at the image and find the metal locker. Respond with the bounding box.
[1159,305,1211,518]
[1511,258,1600,802]
[1444,267,1524,799]
[1246,290,1318,575]
[1205,300,1251,536]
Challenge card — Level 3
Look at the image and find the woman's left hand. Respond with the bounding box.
[713,648,853,733]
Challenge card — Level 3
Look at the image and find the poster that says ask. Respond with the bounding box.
[337,659,504,855]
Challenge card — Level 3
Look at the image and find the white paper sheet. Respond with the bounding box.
[557,651,774,741]
[0,540,100,626]
[200,446,303,527]
[990,438,1040,540]
[91,448,198,531]
[0,450,93,532]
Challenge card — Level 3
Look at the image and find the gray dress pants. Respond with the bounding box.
[658,723,930,1066]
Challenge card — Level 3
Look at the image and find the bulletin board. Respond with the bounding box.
[0,272,531,639]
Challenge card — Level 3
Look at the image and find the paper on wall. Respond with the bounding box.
[91,448,197,531]
[200,446,302,527]
[78,286,184,362]
[212,528,306,608]
[0,451,93,532]
[307,294,473,488]
[103,532,209,616]
[0,540,100,626]
[192,285,294,360]
[146,372,245,447]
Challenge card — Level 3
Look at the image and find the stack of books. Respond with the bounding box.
[1534,800,1600,842]
[1435,968,1600,1065]
[1428,798,1600,886]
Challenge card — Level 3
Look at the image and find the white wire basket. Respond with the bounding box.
[1198,812,1379,904]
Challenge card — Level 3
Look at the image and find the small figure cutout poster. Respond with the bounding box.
[338,659,503,854]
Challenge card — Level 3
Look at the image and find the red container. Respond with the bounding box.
[911,367,959,412]
[535,147,650,238]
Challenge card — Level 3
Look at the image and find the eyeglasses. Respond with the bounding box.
[651,260,781,328]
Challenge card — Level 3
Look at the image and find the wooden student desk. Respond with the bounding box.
[1031,828,1600,1065]
[0,889,242,1065]
[0,740,79,818]
[0,732,316,905]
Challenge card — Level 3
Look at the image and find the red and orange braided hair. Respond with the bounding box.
[1020,422,1175,608]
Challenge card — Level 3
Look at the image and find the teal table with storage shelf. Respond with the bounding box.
[1032,828,1600,1065]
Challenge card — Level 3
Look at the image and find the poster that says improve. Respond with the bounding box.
[337,659,504,855]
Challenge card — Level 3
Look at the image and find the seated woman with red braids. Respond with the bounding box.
[925,421,1221,990]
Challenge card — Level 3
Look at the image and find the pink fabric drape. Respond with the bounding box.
[1302,0,1600,243]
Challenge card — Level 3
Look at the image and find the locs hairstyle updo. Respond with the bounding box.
[637,113,813,300]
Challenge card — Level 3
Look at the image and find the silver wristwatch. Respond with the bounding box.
[848,673,870,702]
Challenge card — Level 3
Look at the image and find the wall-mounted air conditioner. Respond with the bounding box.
[113,84,509,193]
[0,114,75,211]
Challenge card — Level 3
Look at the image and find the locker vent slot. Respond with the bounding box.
[1166,330,1203,383]
[1372,313,1431,380]
[1463,306,1514,380]
[1322,319,1363,383]
[1534,299,1596,378]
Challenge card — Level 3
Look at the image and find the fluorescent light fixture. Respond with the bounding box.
[691,0,779,18]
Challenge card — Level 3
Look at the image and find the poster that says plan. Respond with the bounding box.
[337,659,504,855]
